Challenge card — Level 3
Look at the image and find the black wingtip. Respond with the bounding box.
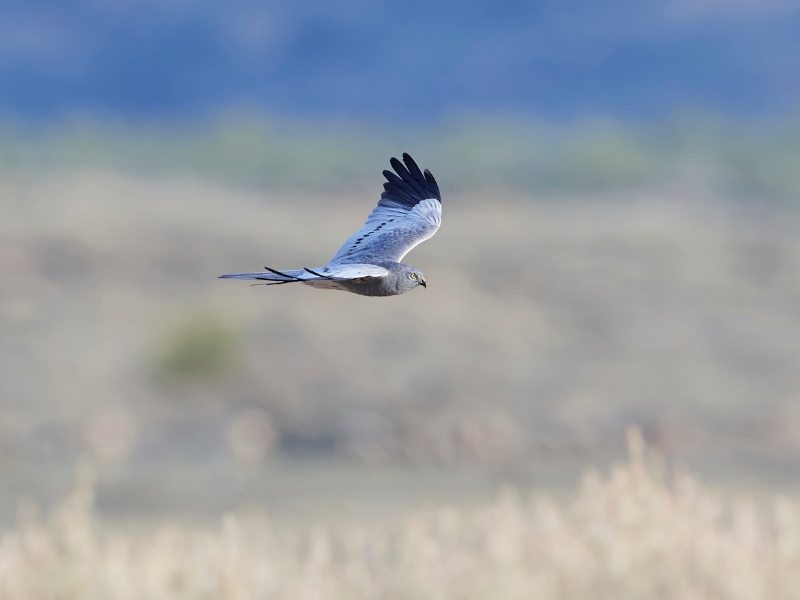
[401,152,423,170]
[379,153,441,209]
[423,168,440,201]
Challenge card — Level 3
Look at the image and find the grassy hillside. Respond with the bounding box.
[2,114,800,203]
[3,123,800,587]
[2,168,800,492]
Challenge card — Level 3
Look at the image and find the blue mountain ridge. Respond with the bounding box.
[0,0,799,120]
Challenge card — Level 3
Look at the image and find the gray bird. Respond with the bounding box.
[219,153,441,297]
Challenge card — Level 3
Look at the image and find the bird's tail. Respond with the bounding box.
[219,268,307,283]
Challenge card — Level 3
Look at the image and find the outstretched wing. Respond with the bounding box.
[330,153,441,265]
[218,263,388,290]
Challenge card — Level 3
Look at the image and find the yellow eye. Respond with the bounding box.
[410,273,418,279]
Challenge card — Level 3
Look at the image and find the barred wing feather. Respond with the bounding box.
[330,153,441,265]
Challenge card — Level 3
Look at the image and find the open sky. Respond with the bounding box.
[1,0,799,121]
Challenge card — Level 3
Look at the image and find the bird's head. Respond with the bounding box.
[398,265,426,292]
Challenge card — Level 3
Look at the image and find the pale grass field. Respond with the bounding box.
[4,171,800,473]
[2,429,800,600]
[4,172,800,598]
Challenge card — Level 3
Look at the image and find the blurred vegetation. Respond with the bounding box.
[3,114,800,531]
[2,113,800,203]
[3,164,800,476]
[4,430,800,599]
[154,314,240,387]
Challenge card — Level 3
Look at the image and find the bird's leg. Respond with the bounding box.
[303,267,336,280]
[249,267,306,285]
[264,267,301,281]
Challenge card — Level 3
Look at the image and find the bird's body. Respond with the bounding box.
[219,153,441,297]
[337,262,425,297]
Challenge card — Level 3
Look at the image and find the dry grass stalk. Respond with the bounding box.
[2,429,800,599]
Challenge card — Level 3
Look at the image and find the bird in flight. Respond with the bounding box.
[220,153,441,297]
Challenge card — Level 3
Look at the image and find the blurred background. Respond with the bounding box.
[2,1,800,595]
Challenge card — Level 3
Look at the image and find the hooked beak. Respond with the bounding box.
[420,278,427,288]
